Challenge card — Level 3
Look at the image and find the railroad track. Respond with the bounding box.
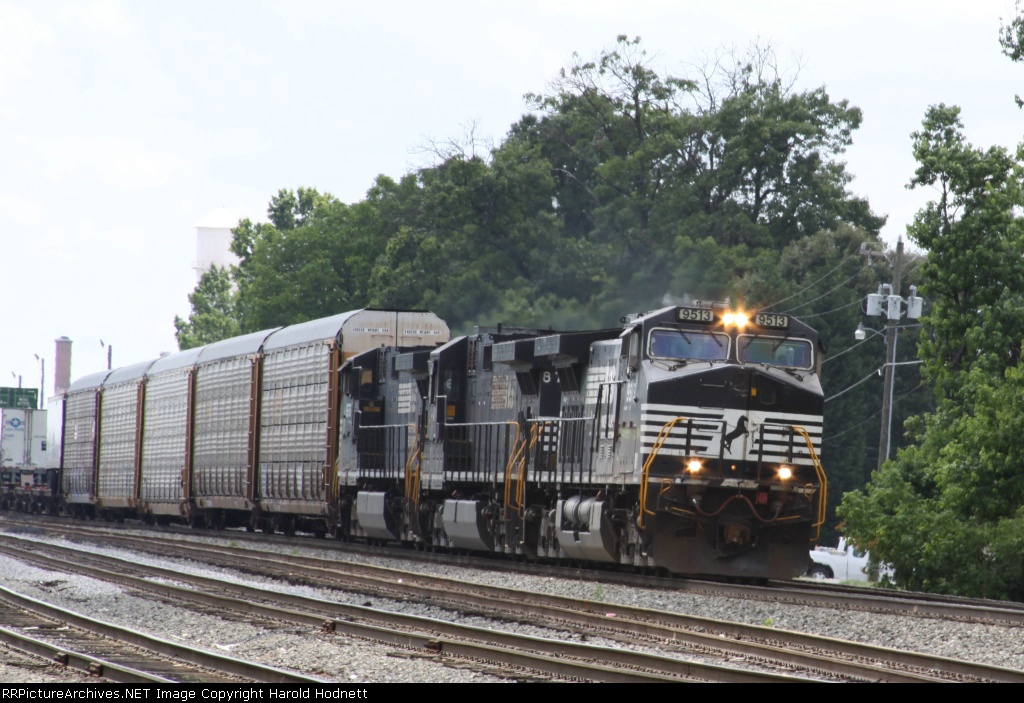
[2,528,1021,682]
[9,510,1024,634]
[6,512,1022,627]
[0,582,323,683]
[0,537,818,683]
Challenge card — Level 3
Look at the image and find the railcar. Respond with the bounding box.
[58,309,451,532]
[52,303,825,579]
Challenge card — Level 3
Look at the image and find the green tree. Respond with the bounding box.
[1000,1,1024,107]
[839,106,1024,599]
[174,266,240,350]
[231,188,390,332]
[517,37,884,321]
[368,139,569,332]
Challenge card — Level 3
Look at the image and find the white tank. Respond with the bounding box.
[194,207,241,282]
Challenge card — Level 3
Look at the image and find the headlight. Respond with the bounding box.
[686,459,703,473]
[777,465,793,480]
[723,312,749,328]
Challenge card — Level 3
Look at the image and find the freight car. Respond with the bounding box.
[50,303,826,580]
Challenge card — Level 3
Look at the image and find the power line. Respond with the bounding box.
[823,323,921,365]
[824,366,880,403]
[758,256,854,311]
[823,383,925,443]
[822,332,879,365]
[793,299,861,320]
[781,267,869,314]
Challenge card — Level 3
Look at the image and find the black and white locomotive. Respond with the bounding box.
[344,303,825,579]
[3,303,826,580]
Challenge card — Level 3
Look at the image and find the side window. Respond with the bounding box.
[627,331,640,369]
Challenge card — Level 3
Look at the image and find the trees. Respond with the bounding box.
[517,37,884,322]
[839,106,1024,599]
[1000,1,1024,107]
[230,187,391,332]
[174,266,240,350]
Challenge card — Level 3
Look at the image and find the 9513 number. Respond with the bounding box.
[678,308,714,323]
[755,312,788,328]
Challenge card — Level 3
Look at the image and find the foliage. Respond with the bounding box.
[839,106,1024,600]
[174,266,240,350]
[1000,1,1024,107]
[514,37,883,322]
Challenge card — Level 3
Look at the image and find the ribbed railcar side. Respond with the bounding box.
[96,360,154,514]
[191,328,278,517]
[139,348,205,518]
[259,341,332,511]
[61,370,111,512]
[193,357,251,500]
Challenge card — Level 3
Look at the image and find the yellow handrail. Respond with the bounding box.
[790,424,828,542]
[500,421,526,519]
[403,424,422,514]
[637,416,690,529]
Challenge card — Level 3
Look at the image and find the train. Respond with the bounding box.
[1,304,827,580]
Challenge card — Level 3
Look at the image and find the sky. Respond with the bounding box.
[1,0,1021,398]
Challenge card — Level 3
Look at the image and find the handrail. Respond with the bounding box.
[637,416,690,529]
[503,421,552,519]
[403,424,422,515]
[790,424,827,542]
[497,422,525,519]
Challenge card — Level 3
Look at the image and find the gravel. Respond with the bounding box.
[1,523,1022,682]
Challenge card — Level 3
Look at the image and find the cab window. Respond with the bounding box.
[738,336,813,370]
[648,328,729,362]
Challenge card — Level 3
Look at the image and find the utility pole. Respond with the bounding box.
[878,239,903,470]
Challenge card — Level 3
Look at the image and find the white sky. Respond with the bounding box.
[1,0,1021,395]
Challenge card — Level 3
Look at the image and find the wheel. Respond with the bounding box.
[808,564,832,580]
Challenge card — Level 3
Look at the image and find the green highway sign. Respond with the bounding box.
[0,387,39,409]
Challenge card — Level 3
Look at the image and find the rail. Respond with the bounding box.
[638,416,690,529]
[403,424,423,515]
[791,424,828,541]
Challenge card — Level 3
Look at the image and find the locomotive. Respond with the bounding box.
[6,303,826,580]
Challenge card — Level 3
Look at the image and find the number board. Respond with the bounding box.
[677,307,715,323]
[755,313,789,329]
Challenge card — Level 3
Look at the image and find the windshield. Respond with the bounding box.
[649,328,729,362]
[738,335,813,370]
